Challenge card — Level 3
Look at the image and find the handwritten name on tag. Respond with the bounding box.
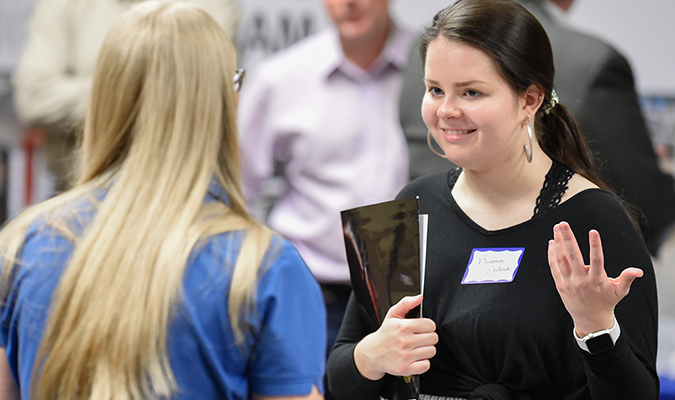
[461,247,524,284]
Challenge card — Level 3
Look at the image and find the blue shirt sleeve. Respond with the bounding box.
[248,238,327,396]
[0,223,74,399]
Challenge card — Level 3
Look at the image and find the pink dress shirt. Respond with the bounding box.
[238,24,414,285]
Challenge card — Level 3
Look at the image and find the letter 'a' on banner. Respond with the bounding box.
[341,197,425,400]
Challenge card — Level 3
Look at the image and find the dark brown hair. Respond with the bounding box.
[421,0,608,191]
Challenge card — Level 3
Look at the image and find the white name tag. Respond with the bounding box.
[461,247,524,284]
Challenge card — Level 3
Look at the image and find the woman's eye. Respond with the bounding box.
[428,87,443,96]
[465,89,480,98]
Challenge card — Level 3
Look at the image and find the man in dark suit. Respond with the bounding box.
[399,0,675,255]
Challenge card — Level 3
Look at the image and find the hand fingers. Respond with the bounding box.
[551,223,572,277]
[409,331,439,348]
[548,239,563,282]
[394,347,436,376]
[411,339,437,358]
[388,323,437,351]
[410,318,436,334]
[406,359,432,375]
[386,295,423,320]
[378,317,435,343]
[388,361,431,377]
[557,222,587,276]
[588,229,606,280]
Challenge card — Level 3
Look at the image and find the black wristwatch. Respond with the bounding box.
[574,318,621,354]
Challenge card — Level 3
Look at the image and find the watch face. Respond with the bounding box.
[586,333,615,354]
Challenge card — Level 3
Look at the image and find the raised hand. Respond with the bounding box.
[547,221,643,337]
[353,295,438,381]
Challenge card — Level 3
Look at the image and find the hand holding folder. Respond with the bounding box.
[353,294,438,381]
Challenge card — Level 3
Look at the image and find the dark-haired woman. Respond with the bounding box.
[326,0,658,399]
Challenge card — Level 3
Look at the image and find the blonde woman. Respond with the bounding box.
[0,2,326,400]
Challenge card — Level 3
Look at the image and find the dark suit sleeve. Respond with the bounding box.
[575,49,675,252]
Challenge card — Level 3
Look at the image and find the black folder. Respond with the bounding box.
[341,197,423,400]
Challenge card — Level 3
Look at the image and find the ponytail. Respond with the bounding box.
[536,103,606,190]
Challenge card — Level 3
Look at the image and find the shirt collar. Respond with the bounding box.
[318,22,411,81]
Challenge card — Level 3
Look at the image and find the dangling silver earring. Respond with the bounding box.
[524,115,533,163]
[427,131,447,159]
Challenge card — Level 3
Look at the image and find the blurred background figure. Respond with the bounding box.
[237,0,413,365]
[549,0,573,12]
[400,0,675,257]
[0,2,326,399]
[12,0,240,192]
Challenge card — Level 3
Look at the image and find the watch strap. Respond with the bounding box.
[574,317,621,354]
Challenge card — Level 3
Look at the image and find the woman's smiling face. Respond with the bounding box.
[422,37,530,171]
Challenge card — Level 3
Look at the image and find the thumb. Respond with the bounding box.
[385,295,423,320]
[614,267,644,297]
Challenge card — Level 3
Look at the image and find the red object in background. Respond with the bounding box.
[21,128,45,207]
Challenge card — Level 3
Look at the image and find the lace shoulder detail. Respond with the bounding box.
[445,163,573,218]
[533,161,575,217]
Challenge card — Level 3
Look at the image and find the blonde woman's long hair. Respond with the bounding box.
[0,1,274,399]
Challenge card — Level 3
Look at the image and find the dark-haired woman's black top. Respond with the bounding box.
[327,167,658,400]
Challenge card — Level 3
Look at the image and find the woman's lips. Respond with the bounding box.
[441,128,477,135]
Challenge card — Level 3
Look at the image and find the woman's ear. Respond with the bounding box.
[522,84,545,116]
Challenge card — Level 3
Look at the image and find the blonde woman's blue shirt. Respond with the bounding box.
[0,186,327,399]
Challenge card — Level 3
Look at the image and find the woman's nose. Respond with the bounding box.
[437,97,461,119]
